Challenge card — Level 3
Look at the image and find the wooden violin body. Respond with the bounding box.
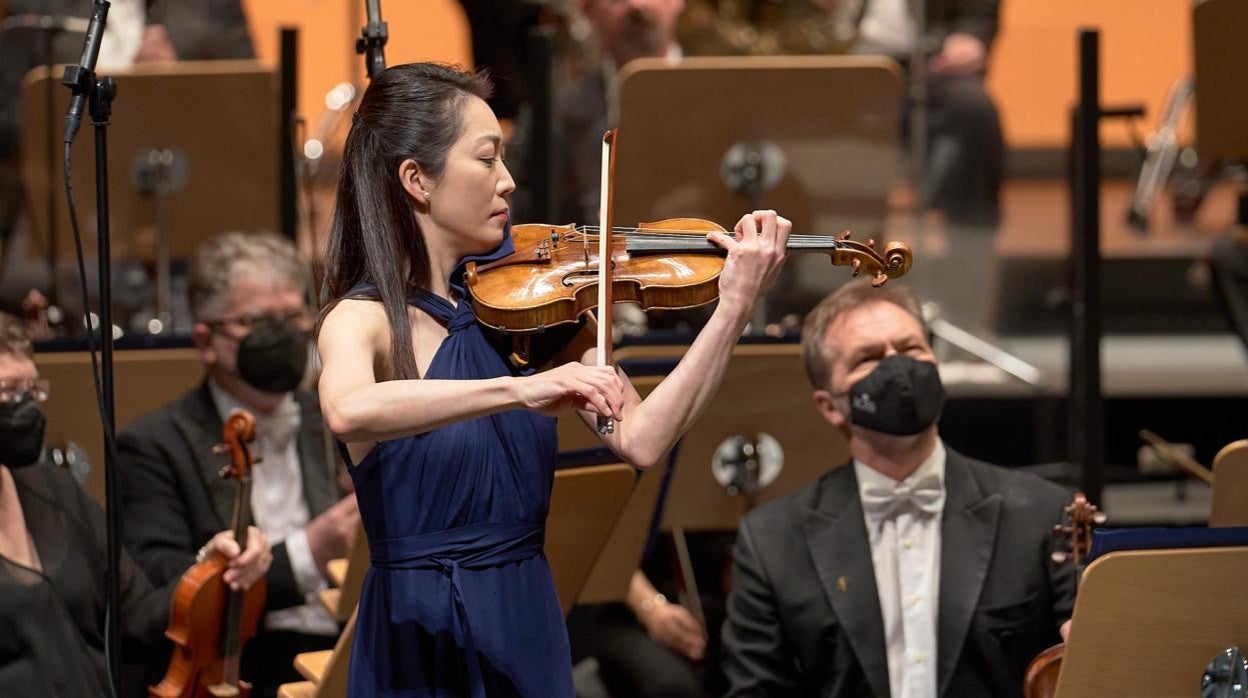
[149,559,267,698]
[464,218,913,335]
[150,412,266,698]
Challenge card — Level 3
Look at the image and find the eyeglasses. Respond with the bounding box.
[205,307,314,336]
[0,379,51,404]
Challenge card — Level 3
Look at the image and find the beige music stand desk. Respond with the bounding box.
[36,347,202,505]
[1212,440,1248,527]
[615,55,901,240]
[1055,546,1248,697]
[21,60,280,265]
[643,343,846,532]
[1194,0,1248,167]
[546,463,638,614]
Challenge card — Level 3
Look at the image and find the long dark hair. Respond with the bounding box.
[319,63,492,380]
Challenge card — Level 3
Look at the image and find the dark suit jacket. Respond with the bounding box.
[117,382,337,612]
[722,448,1076,698]
[554,68,610,227]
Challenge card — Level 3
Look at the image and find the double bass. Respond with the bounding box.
[150,411,268,698]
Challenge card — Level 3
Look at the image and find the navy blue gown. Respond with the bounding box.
[341,234,578,697]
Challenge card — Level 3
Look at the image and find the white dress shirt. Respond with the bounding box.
[857,0,914,57]
[854,440,947,698]
[208,381,338,636]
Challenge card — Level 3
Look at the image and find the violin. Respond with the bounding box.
[469,130,913,436]
[1023,492,1107,698]
[464,218,914,337]
[150,411,267,698]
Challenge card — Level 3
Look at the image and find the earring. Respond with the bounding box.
[422,191,431,201]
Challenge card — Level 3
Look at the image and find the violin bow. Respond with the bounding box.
[596,129,618,435]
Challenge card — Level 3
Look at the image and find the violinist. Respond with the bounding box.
[722,281,1076,698]
[118,233,357,697]
[316,62,789,697]
[0,311,270,698]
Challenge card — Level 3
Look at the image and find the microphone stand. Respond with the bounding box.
[907,0,927,193]
[356,0,388,80]
[62,2,122,692]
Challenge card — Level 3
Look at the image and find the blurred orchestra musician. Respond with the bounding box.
[117,233,357,698]
[0,0,253,312]
[0,311,271,698]
[816,0,1006,229]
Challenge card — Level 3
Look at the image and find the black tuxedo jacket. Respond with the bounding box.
[117,382,337,611]
[723,449,1076,697]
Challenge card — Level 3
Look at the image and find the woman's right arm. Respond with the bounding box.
[317,300,626,447]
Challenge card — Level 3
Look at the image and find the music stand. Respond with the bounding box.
[36,347,203,505]
[545,463,637,614]
[1055,546,1248,696]
[615,56,902,322]
[20,60,280,330]
[576,451,670,605]
[632,343,847,532]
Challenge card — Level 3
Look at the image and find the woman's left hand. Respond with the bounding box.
[203,526,272,591]
[706,210,791,319]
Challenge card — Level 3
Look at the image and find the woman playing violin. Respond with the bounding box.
[316,62,790,697]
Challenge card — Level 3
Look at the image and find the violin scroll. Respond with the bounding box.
[829,231,914,287]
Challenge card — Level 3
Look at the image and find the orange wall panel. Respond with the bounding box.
[988,0,1193,148]
[242,0,472,127]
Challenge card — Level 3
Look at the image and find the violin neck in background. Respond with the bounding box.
[625,233,847,255]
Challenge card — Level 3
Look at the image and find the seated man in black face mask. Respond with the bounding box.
[118,232,359,698]
[722,280,1077,698]
[0,311,271,698]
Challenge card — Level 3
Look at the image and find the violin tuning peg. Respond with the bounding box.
[871,271,888,288]
[1093,512,1108,524]
[212,444,226,455]
[838,230,852,241]
[217,465,233,479]
[850,258,861,275]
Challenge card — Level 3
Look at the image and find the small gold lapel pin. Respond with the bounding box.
[837,576,849,592]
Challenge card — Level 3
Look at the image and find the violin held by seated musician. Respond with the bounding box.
[150,411,268,698]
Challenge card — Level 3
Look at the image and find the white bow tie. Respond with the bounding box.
[861,473,945,519]
[248,402,301,455]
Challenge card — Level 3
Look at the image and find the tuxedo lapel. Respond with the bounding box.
[802,465,891,698]
[170,383,232,529]
[295,391,334,517]
[936,452,1002,697]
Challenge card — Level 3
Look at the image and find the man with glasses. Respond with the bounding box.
[117,232,359,698]
[0,311,272,698]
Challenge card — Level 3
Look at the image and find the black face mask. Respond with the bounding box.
[236,319,309,394]
[0,396,46,468]
[843,354,945,436]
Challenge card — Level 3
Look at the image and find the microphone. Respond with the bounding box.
[61,0,110,145]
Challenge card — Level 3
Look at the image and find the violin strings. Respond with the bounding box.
[572,227,854,242]
[568,225,854,245]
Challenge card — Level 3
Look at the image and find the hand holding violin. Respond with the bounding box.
[200,526,271,591]
[707,210,793,320]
